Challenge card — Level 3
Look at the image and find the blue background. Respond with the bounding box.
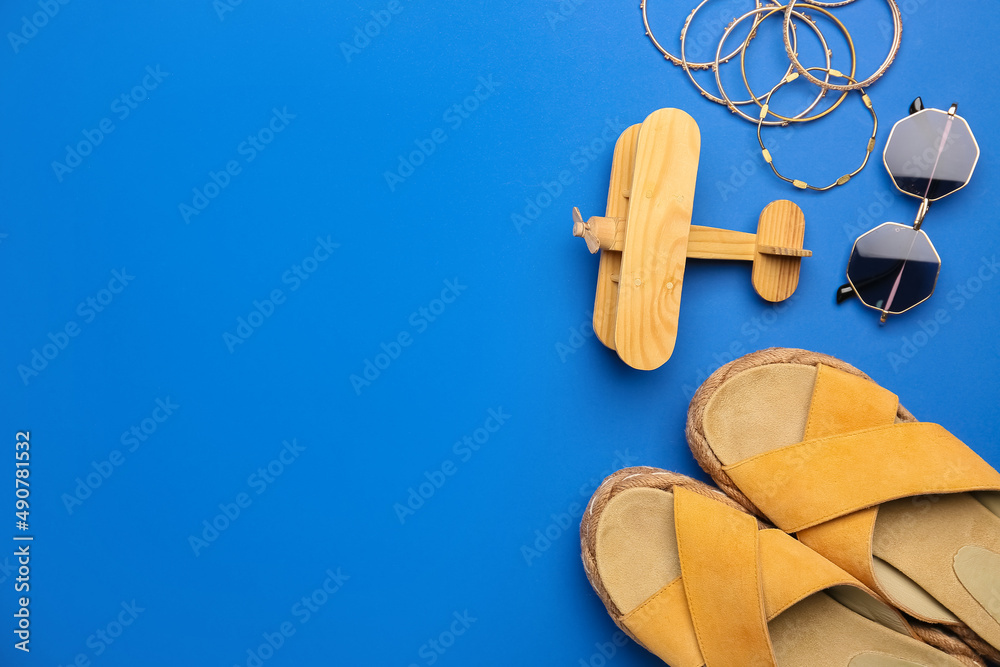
[2,0,1000,665]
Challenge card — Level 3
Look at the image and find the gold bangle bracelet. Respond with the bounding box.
[782,0,902,91]
[756,68,879,192]
[640,0,766,69]
[738,5,857,123]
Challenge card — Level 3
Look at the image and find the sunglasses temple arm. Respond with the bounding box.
[835,283,857,304]
[836,283,893,323]
[839,256,916,304]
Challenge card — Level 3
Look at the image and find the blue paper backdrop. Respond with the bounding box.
[2,0,1000,665]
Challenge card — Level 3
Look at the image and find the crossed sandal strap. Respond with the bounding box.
[721,364,1000,595]
[622,487,890,667]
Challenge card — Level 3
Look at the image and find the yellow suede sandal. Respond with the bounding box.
[687,348,1000,664]
[580,467,977,667]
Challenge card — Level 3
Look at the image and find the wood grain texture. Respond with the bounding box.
[593,124,641,350]
[757,245,812,258]
[614,109,700,370]
[751,200,807,302]
[687,226,756,261]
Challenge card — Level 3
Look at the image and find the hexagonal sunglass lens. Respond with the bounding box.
[884,109,979,200]
[847,223,940,315]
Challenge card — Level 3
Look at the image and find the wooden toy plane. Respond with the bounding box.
[571,108,811,371]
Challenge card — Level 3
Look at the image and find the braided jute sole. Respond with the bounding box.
[685,346,997,667]
[579,466,760,645]
[579,464,987,666]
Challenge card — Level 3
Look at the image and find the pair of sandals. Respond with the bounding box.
[582,348,1000,667]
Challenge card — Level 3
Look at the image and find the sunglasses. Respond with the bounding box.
[837,97,980,323]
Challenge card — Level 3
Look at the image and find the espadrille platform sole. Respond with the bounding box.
[686,348,1000,665]
[580,467,975,667]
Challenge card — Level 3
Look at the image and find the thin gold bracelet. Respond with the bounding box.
[756,68,879,192]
